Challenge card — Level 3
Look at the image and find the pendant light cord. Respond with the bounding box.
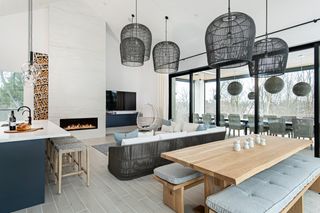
[135,0,138,24]
[131,14,134,37]
[265,0,268,54]
[135,0,138,37]
[165,16,168,41]
[28,0,33,63]
[227,0,232,36]
[266,0,268,38]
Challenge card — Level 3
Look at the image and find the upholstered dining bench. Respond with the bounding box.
[206,154,320,213]
[154,163,203,213]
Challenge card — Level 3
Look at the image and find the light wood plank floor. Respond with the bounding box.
[15,136,320,213]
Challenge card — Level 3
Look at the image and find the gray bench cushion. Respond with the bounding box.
[154,163,202,185]
[206,154,320,213]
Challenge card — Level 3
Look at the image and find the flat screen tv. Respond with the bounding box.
[106,90,136,111]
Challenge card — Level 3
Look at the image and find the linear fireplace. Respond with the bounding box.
[60,117,98,131]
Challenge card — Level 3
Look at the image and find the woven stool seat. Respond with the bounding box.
[51,136,80,144]
[54,142,87,154]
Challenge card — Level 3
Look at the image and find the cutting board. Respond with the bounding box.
[4,127,43,134]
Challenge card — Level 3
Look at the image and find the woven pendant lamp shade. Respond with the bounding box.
[121,23,152,61]
[227,81,243,96]
[153,41,180,73]
[120,37,145,67]
[264,76,284,94]
[153,16,180,74]
[248,92,255,100]
[293,82,311,97]
[250,38,289,77]
[205,11,256,69]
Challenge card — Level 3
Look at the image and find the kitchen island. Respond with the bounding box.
[0,120,70,213]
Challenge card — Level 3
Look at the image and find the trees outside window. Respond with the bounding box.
[0,71,24,121]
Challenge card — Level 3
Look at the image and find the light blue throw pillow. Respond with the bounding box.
[197,124,207,131]
[207,124,216,128]
[125,129,139,139]
[162,119,171,126]
[114,129,139,145]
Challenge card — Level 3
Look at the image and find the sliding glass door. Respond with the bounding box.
[192,71,216,123]
[171,75,190,122]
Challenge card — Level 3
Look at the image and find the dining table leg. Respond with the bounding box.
[204,175,229,213]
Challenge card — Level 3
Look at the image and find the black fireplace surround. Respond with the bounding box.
[60,117,98,131]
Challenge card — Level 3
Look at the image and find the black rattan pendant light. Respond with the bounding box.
[227,81,243,96]
[205,0,256,69]
[120,14,145,67]
[153,16,180,74]
[250,0,289,77]
[120,0,152,62]
[248,92,255,100]
[264,76,284,94]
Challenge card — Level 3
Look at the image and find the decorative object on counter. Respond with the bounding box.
[9,110,16,131]
[22,0,40,86]
[250,0,288,77]
[256,134,261,144]
[120,0,152,65]
[227,81,243,96]
[249,137,255,148]
[205,0,256,68]
[261,138,267,146]
[16,123,31,131]
[233,139,241,152]
[243,140,250,150]
[18,105,32,125]
[264,76,284,94]
[33,52,49,120]
[153,16,180,74]
[248,91,255,100]
[4,127,43,134]
[293,82,311,97]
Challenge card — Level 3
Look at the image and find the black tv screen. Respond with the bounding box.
[106,90,136,111]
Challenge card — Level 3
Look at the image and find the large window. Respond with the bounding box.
[220,77,254,116]
[192,72,216,120]
[204,81,216,115]
[0,71,24,121]
[171,75,190,122]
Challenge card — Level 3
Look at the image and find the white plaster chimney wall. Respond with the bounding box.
[48,0,106,139]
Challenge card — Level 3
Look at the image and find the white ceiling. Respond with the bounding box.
[0,0,61,16]
[1,0,319,72]
[84,0,320,55]
[82,0,320,72]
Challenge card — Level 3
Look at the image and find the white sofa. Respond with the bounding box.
[121,126,226,146]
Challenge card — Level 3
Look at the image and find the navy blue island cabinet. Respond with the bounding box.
[0,120,70,213]
[0,139,46,213]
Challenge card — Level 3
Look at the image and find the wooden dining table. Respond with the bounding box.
[161,135,312,213]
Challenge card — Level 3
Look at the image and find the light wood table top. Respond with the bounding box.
[162,135,312,185]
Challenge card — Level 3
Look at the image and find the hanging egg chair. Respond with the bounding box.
[136,104,161,131]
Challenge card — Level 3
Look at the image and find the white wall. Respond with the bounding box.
[105,23,161,114]
[0,9,48,113]
[48,0,106,139]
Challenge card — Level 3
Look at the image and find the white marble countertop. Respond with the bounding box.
[0,120,71,143]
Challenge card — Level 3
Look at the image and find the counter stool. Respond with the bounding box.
[53,141,90,194]
[48,136,80,173]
